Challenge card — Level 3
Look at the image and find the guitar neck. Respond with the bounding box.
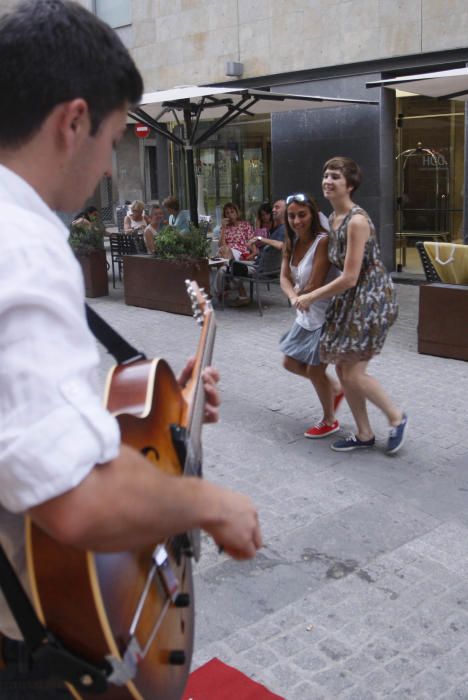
[181,297,216,445]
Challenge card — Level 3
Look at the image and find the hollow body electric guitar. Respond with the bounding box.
[25,282,215,699]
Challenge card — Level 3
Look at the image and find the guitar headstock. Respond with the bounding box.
[185,280,213,326]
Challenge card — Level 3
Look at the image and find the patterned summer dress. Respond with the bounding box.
[320,206,398,363]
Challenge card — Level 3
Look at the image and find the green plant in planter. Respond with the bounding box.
[152,224,210,261]
[68,222,105,256]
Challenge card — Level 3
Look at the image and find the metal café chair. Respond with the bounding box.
[109,233,143,287]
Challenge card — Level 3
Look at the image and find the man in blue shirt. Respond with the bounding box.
[251,198,286,274]
[163,195,190,233]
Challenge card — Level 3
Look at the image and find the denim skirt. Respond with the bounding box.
[279,321,322,366]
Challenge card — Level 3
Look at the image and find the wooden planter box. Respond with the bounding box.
[77,250,109,298]
[418,282,468,361]
[123,255,210,315]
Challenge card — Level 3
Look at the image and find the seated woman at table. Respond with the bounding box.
[72,205,108,239]
[254,201,273,242]
[72,204,100,228]
[124,200,149,233]
[216,203,257,305]
[218,202,257,261]
[143,204,165,254]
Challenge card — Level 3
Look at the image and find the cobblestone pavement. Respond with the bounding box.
[90,281,468,699]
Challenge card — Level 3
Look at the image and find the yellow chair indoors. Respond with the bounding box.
[424,241,468,285]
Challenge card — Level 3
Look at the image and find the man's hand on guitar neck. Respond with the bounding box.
[178,359,220,424]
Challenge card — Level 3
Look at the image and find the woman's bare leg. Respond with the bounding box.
[283,356,308,378]
[337,360,402,440]
[306,364,340,424]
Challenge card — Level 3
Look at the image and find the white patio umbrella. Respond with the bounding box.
[366,67,468,100]
[128,85,377,225]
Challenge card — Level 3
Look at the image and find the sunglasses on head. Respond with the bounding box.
[286,193,310,205]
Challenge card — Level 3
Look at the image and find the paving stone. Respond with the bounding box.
[396,668,452,697]
[89,283,468,698]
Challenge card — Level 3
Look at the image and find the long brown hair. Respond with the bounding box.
[283,194,327,261]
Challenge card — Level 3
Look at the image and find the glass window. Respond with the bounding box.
[94,0,131,28]
[394,95,464,273]
[145,146,159,201]
[194,118,271,225]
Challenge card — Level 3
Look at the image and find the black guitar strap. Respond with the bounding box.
[0,545,46,650]
[85,303,147,363]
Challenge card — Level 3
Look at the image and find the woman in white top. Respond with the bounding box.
[143,204,165,253]
[124,199,149,233]
[279,193,343,439]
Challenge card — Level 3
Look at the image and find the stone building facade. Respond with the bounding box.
[2,0,468,271]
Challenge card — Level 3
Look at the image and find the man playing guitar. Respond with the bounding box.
[0,1,262,697]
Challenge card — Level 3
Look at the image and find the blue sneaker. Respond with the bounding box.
[387,413,409,455]
[331,434,375,452]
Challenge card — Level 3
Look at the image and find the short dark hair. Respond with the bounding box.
[162,196,180,212]
[257,201,272,218]
[322,157,362,193]
[222,202,240,218]
[0,0,143,147]
[84,205,98,218]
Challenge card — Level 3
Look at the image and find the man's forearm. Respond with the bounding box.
[29,444,261,558]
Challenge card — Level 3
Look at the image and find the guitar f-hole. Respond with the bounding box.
[141,445,160,462]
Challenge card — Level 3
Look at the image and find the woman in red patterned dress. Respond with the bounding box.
[218,203,257,261]
[218,203,257,305]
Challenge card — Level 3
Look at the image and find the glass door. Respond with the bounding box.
[395,96,464,273]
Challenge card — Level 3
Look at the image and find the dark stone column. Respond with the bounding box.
[378,87,396,270]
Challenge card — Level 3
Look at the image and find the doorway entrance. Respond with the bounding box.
[395,95,464,274]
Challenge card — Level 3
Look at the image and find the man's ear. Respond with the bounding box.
[55,98,90,150]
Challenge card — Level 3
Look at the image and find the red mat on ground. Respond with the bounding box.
[182,658,285,700]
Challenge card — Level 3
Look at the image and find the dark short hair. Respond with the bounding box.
[322,157,362,193]
[257,201,272,218]
[0,0,143,147]
[162,196,180,212]
[222,202,240,218]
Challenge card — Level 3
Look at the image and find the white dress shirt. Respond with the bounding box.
[0,165,120,637]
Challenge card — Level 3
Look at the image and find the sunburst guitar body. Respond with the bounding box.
[25,282,215,699]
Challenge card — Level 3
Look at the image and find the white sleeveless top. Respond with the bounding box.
[290,233,339,332]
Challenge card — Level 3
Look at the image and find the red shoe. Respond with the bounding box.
[304,420,340,439]
[334,391,345,413]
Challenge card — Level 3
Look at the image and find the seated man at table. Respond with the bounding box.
[242,197,286,276]
[163,195,190,234]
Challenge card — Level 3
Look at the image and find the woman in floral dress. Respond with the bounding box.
[218,202,256,261]
[218,202,257,304]
[296,157,408,454]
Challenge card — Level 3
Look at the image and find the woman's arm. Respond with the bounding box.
[123,215,132,232]
[296,214,370,308]
[299,237,331,294]
[218,226,226,248]
[143,226,155,254]
[280,254,298,303]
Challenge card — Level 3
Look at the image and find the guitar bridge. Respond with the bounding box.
[153,544,180,603]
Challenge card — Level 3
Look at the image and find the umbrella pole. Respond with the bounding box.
[184,108,198,228]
